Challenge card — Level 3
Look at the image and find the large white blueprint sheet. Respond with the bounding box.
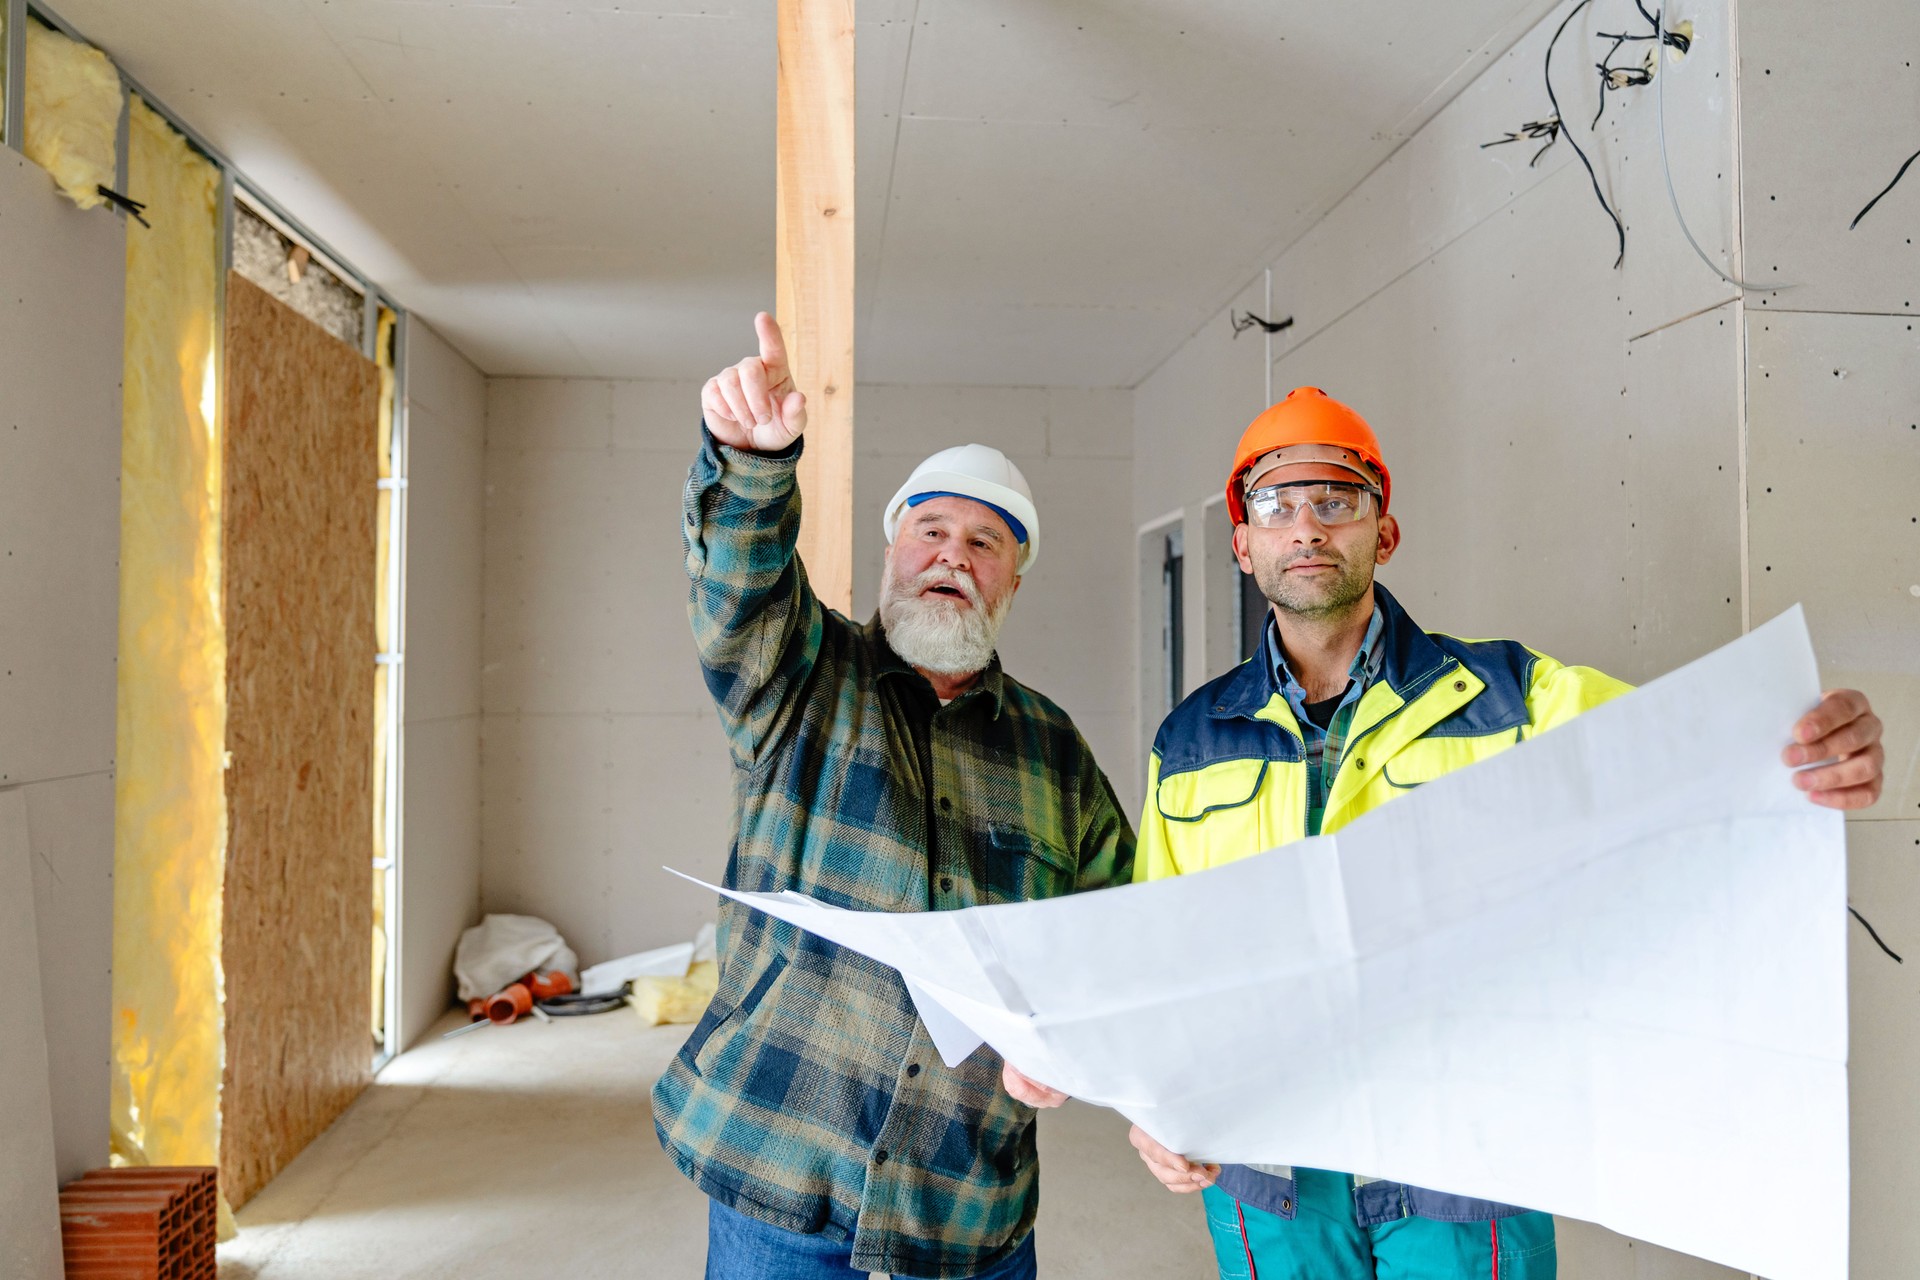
[677,607,1848,1280]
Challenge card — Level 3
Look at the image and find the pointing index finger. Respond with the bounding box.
[755,311,790,380]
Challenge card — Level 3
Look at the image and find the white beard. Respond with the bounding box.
[879,563,1012,677]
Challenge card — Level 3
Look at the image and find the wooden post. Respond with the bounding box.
[776,0,856,615]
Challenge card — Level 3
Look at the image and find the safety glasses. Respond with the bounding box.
[1244,480,1380,529]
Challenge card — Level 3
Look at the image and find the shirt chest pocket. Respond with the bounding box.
[985,823,1077,904]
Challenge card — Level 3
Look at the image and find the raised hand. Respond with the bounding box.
[701,311,809,453]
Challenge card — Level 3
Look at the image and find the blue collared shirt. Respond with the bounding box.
[1263,601,1386,836]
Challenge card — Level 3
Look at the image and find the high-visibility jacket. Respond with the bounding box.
[1135,583,1632,1224]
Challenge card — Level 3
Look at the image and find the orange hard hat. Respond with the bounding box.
[1225,387,1391,524]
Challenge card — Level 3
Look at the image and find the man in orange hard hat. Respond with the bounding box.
[1010,386,1887,1279]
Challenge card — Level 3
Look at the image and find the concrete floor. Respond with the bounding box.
[216,1008,1215,1278]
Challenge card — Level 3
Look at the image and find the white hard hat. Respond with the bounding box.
[883,443,1039,572]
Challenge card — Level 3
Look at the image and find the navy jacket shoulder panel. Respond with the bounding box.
[1152,585,1541,776]
[1152,665,1303,778]
[1417,634,1537,737]
[1365,586,1538,739]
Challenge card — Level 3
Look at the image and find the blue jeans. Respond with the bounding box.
[705,1198,1038,1280]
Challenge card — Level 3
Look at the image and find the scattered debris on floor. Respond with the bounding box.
[449,917,718,1036]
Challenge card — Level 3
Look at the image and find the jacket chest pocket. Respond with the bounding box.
[1377,732,1520,790]
[985,823,1077,903]
[1155,758,1274,866]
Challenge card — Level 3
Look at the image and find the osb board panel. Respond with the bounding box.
[220,273,378,1208]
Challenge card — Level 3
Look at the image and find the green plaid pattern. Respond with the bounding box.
[1265,607,1385,836]
[652,430,1134,1278]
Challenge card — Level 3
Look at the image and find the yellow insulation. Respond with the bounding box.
[21,18,123,211]
[629,960,720,1026]
[111,96,227,1228]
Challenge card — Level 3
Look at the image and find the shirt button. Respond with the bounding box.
[1354,758,1365,770]
[1281,1199,1293,1212]
[939,796,952,811]
[874,1150,889,1166]
[906,1063,921,1078]
[940,876,953,892]
[1453,679,1467,692]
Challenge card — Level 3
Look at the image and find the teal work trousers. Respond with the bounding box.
[1201,1171,1556,1280]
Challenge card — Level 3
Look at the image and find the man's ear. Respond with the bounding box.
[1232,523,1254,573]
[1376,514,1401,565]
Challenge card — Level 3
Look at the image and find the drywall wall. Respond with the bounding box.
[397,320,487,1049]
[482,378,1135,966]
[1738,3,1920,1270]
[0,790,64,1280]
[0,147,124,1188]
[1133,0,1918,1274]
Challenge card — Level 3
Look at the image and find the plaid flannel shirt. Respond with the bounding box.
[652,429,1134,1278]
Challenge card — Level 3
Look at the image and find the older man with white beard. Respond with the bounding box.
[653,313,1134,1280]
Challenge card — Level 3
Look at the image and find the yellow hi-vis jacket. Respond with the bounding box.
[1134,583,1633,1226]
[1137,584,1631,880]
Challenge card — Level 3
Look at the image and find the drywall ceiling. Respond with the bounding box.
[55,0,1561,387]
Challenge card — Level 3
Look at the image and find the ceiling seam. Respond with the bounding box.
[295,0,591,375]
[860,0,920,336]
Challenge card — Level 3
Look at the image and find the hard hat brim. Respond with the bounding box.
[884,470,1039,573]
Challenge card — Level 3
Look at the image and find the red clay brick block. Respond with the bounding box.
[59,1168,217,1280]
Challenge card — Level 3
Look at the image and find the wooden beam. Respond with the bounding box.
[776,0,856,615]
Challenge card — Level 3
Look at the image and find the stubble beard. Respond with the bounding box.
[879,562,1013,676]
[1251,532,1378,622]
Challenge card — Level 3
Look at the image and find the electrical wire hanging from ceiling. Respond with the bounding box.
[1542,0,1627,269]
[1480,117,1563,167]
[1488,1,1781,284]
[1231,311,1293,338]
[1591,1,1688,128]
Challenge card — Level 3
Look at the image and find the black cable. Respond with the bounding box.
[1481,117,1562,167]
[1591,33,1648,129]
[95,185,151,228]
[1849,906,1904,964]
[1630,0,1691,51]
[1231,311,1294,338]
[1591,5,1686,131]
[1545,0,1626,269]
[1850,146,1920,230]
[537,989,630,1016]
